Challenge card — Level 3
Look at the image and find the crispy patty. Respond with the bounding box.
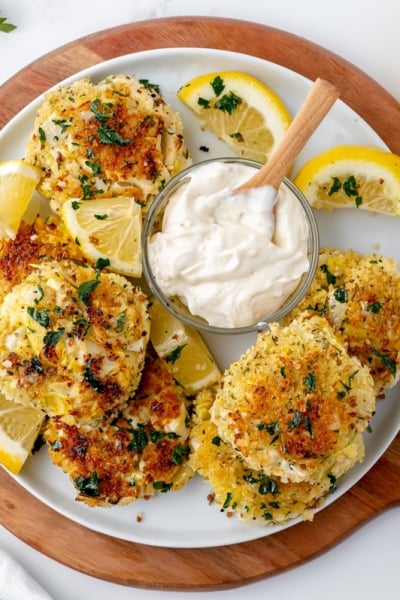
[44,356,193,507]
[0,259,149,423]
[284,248,400,394]
[211,314,375,484]
[0,214,86,303]
[25,74,191,213]
[190,388,332,525]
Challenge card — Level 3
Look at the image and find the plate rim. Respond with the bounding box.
[0,16,399,589]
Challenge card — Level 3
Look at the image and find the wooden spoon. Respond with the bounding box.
[235,77,340,193]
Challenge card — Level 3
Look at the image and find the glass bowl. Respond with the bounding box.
[142,157,320,335]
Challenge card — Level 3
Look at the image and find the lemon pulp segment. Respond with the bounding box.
[0,159,41,238]
[149,298,221,395]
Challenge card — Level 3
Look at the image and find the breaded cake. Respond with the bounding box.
[0,214,87,303]
[25,74,192,213]
[285,248,400,394]
[0,259,150,423]
[211,314,375,484]
[190,388,332,525]
[44,356,193,506]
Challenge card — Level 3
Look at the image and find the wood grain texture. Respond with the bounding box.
[1,436,399,590]
[1,17,399,153]
[0,15,399,590]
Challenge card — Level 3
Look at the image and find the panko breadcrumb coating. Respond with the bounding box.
[211,314,375,485]
[25,74,191,213]
[190,388,332,525]
[284,248,400,394]
[0,214,87,303]
[0,259,149,423]
[44,356,193,507]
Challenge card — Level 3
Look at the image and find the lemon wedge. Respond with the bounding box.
[177,71,292,163]
[61,196,143,277]
[149,297,221,395]
[0,393,45,475]
[0,159,41,239]
[294,145,400,215]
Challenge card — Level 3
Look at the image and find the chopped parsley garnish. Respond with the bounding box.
[328,177,342,195]
[78,279,100,304]
[153,481,173,493]
[171,444,189,465]
[303,371,316,391]
[328,175,362,206]
[210,75,225,96]
[83,360,105,393]
[72,318,90,338]
[90,98,114,124]
[95,257,110,274]
[367,300,382,313]
[257,420,280,436]
[30,356,44,374]
[372,348,397,377]
[52,118,71,134]
[198,97,210,108]
[214,91,242,115]
[320,263,336,285]
[165,344,187,364]
[74,471,100,497]
[222,491,233,509]
[328,473,337,494]
[116,313,127,332]
[333,286,348,303]
[288,410,314,438]
[128,424,148,453]
[38,127,46,142]
[97,127,132,146]
[139,79,161,94]
[27,306,50,328]
[85,159,102,175]
[43,328,65,347]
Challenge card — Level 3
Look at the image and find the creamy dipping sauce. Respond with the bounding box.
[148,161,310,328]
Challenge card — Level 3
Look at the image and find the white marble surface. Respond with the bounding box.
[0,1,399,599]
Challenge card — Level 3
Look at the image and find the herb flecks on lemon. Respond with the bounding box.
[61,196,143,278]
[294,145,400,215]
[149,297,221,395]
[177,71,292,163]
[0,394,44,474]
[0,159,41,239]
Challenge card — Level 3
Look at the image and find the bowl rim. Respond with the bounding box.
[142,156,320,335]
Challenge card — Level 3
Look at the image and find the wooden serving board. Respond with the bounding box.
[0,16,400,591]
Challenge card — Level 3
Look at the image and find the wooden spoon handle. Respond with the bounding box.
[236,78,340,192]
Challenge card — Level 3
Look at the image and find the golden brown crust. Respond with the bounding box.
[284,248,400,393]
[25,75,191,212]
[0,260,150,422]
[44,356,192,506]
[0,215,86,302]
[211,314,375,484]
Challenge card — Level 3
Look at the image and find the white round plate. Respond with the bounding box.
[0,47,399,548]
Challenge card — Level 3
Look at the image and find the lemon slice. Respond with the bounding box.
[0,394,45,474]
[61,196,143,277]
[0,159,41,239]
[149,297,221,395]
[177,71,292,163]
[294,145,400,215]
